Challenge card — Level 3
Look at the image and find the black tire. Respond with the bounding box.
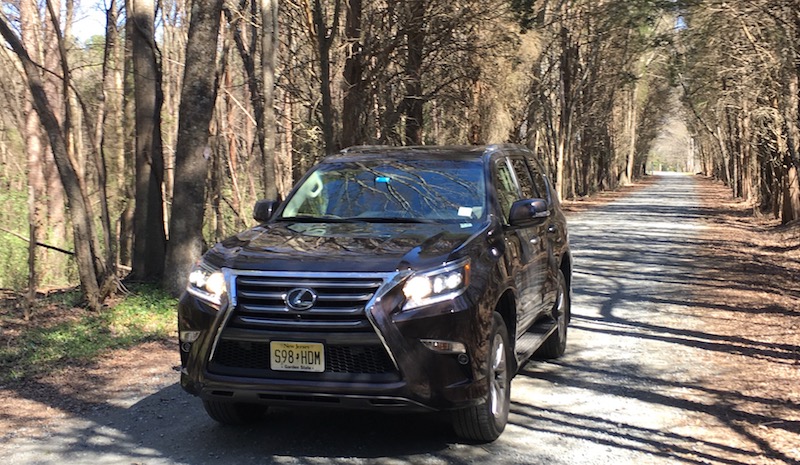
[535,268,569,359]
[202,399,267,425]
[452,312,511,442]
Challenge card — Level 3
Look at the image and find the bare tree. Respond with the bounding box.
[306,0,341,153]
[340,0,364,148]
[0,11,110,310]
[262,0,279,198]
[676,0,800,224]
[163,0,225,295]
[130,0,167,280]
[19,0,45,314]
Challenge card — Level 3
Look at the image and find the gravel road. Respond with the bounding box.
[1,174,766,464]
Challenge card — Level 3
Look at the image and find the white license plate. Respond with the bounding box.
[270,341,325,373]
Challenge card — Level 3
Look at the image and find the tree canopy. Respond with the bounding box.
[0,0,797,305]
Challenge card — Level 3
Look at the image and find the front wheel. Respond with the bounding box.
[202,399,267,425]
[452,312,511,442]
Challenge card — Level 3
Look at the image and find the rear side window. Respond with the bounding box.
[511,158,538,199]
[494,161,519,222]
[525,157,550,202]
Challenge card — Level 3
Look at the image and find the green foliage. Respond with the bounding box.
[0,183,30,291]
[0,285,177,382]
[0,173,76,290]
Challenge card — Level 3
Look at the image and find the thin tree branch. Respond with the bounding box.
[0,227,75,256]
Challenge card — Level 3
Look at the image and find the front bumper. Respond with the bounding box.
[178,271,491,412]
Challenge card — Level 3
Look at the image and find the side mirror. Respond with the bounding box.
[253,199,279,223]
[508,198,550,227]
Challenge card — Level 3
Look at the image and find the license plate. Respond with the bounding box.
[270,341,325,373]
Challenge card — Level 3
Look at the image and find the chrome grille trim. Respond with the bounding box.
[236,316,370,330]
[209,269,403,371]
[228,270,397,308]
[236,305,364,316]
[230,271,388,332]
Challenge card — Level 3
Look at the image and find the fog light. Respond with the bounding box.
[180,342,192,353]
[457,353,469,365]
[421,339,466,354]
[180,330,201,343]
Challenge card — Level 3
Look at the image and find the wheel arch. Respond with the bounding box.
[494,289,517,360]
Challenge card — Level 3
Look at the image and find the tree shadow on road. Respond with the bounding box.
[2,378,468,464]
[560,174,800,465]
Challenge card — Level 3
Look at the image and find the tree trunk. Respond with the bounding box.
[160,1,187,219]
[20,0,44,315]
[101,0,123,266]
[403,0,425,145]
[783,163,800,223]
[221,70,243,227]
[104,0,125,205]
[555,24,576,200]
[47,0,111,295]
[76,0,121,284]
[311,0,339,154]
[262,0,279,198]
[119,10,136,268]
[341,0,364,148]
[40,0,68,280]
[624,88,637,185]
[130,0,167,280]
[278,87,294,197]
[163,0,224,295]
[782,65,800,223]
[25,105,43,317]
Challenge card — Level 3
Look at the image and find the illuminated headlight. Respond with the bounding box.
[402,259,470,310]
[187,261,227,306]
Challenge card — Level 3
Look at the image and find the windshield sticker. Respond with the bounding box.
[375,176,391,183]
[458,207,473,217]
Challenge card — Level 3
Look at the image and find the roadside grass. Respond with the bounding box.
[0,285,177,383]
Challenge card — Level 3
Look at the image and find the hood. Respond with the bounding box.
[204,220,486,273]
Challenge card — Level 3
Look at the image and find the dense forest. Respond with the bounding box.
[0,0,798,309]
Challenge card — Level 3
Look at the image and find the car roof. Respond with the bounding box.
[325,144,527,163]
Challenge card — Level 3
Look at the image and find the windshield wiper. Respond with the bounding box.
[278,215,358,223]
[346,216,437,224]
[279,215,437,224]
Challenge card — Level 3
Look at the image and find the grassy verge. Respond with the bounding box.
[0,285,178,383]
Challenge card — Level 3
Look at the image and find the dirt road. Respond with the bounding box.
[2,173,797,464]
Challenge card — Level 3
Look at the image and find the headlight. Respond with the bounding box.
[402,259,470,310]
[187,261,227,306]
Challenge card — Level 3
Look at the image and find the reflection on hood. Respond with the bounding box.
[206,220,485,272]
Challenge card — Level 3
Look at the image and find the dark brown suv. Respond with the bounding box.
[178,145,572,442]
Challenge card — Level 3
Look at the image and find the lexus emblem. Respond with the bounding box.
[285,288,317,311]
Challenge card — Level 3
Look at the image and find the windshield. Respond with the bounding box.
[279,159,486,222]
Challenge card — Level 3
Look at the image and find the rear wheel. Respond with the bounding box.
[535,269,569,359]
[202,399,267,425]
[452,312,511,442]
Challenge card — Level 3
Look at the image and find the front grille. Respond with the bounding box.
[231,274,386,332]
[207,271,399,380]
[328,345,394,373]
[211,340,396,375]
